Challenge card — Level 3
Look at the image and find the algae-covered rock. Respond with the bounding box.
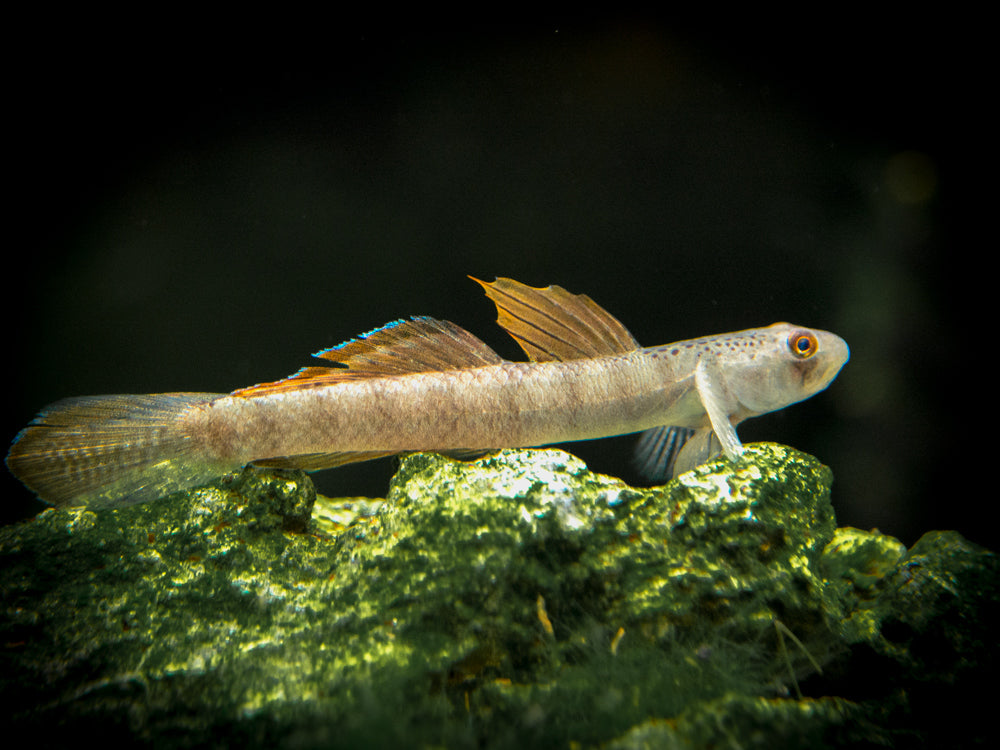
[1,444,996,748]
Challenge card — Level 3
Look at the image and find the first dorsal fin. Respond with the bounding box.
[471,276,640,361]
[233,316,502,397]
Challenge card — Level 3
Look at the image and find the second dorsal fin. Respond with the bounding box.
[233,316,502,397]
[471,276,640,361]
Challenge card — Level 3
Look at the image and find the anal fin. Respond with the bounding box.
[252,451,397,472]
[253,448,495,473]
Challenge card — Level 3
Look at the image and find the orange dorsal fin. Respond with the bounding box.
[233,316,502,397]
[471,276,640,361]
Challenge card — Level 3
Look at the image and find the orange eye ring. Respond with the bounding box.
[788,331,818,359]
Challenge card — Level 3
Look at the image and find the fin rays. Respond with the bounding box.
[252,451,397,471]
[472,276,639,361]
[235,278,639,397]
[5,393,230,507]
[234,317,502,397]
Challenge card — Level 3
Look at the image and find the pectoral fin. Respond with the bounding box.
[634,359,743,482]
[694,358,744,461]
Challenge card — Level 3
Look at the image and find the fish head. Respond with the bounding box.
[727,322,850,416]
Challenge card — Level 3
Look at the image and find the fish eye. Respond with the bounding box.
[788,331,818,359]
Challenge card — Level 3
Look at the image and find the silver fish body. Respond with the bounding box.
[7,279,849,508]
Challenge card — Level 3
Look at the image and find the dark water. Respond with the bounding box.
[4,23,975,547]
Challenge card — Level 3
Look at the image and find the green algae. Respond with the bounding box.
[1,444,996,748]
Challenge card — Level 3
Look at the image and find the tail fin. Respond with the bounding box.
[7,392,230,508]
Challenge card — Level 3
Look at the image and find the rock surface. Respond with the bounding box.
[1,444,995,748]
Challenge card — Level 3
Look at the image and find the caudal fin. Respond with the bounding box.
[7,392,230,508]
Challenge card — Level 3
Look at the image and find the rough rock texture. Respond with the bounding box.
[1,444,995,748]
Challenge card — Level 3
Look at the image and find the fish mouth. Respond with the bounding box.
[829,336,851,373]
[815,334,850,389]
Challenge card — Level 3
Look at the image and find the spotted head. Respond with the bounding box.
[719,322,850,417]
